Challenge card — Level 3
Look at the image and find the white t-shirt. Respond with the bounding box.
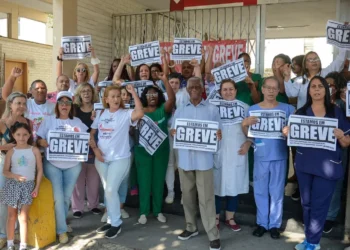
[91,108,137,162]
[68,76,95,94]
[37,116,88,169]
[25,99,55,141]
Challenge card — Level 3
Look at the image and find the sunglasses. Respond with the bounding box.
[58,100,72,106]
[306,58,320,63]
[76,68,87,73]
[146,93,158,97]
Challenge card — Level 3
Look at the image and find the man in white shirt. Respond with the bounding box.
[2,67,55,141]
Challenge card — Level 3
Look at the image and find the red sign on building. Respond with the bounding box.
[170,0,258,11]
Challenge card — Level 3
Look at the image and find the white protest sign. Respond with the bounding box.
[171,38,202,61]
[207,88,223,101]
[129,41,161,67]
[61,35,92,60]
[248,110,287,139]
[326,20,350,50]
[122,80,154,97]
[94,103,104,111]
[47,131,89,161]
[287,115,338,151]
[211,58,248,87]
[139,116,167,155]
[173,119,219,152]
[210,100,247,126]
[346,82,350,117]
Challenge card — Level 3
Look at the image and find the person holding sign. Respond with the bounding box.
[134,72,175,225]
[0,92,31,249]
[89,85,144,239]
[71,83,101,219]
[57,46,100,94]
[1,122,43,250]
[283,76,350,250]
[242,77,295,239]
[36,91,88,244]
[284,46,350,109]
[170,77,222,250]
[213,79,250,232]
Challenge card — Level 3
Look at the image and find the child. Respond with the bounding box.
[0,122,43,250]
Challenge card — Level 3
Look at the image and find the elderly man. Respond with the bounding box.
[171,77,222,250]
[46,74,71,103]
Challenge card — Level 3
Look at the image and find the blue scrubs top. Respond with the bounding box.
[295,106,350,180]
[248,102,295,162]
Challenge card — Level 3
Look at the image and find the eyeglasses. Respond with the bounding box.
[76,68,87,73]
[306,58,320,63]
[58,100,72,106]
[146,93,158,97]
[263,86,279,92]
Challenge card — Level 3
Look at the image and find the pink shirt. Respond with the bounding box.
[47,91,57,103]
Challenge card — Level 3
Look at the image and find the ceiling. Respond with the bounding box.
[4,0,52,13]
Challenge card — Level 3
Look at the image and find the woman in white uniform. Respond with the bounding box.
[213,79,251,232]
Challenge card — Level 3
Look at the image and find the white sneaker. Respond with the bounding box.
[67,225,73,233]
[121,209,130,219]
[157,213,167,223]
[165,193,175,204]
[101,211,108,223]
[138,215,147,224]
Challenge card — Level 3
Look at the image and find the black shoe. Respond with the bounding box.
[96,223,112,234]
[252,225,267,237]
[91,208,102,215]
[73,211,82,218]
[291,188,300,201]
[177,230,199,240]
[209,239,221,250]
[105,226,121,239]
[270,228,280,239]
[323,220,334,234]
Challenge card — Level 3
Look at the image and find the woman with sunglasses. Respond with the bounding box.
[283,76,350,250]
[71,83,101,219]
[36,91,88,244]
[135,72,175,224]
[283,47,349,109]
[57,45,100,94]
[0,92,30,249]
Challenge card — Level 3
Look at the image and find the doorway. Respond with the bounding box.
[5,59,28,94]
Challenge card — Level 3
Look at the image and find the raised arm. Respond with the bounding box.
[126,84,144,122]
[158,72,175,113]
[161,48,169,76]
[57,47,63,77]
[205,45,214,74]
[2,67,23,100]
[191,59,202,78]
[89,45,100,84]
[113,55,130,83]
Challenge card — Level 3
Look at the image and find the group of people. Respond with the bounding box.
[0,42,349,250]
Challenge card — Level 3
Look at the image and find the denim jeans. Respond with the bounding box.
[95,157,130,227]
[0,155,7,239]
[43,159,82,234]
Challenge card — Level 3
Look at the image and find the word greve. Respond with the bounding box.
[248,110,286,139]
[139,116,167,155]
[211,58,248,86]
[174,119,219,152]
[122,80,154,97]
[287,115,338,151]
[326,20,350,49]
[129,41,161,66]
[171,38,202,61]
[61,35,92,60]
[210,100,247,125]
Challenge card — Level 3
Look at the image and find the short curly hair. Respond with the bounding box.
[140,85,165,108]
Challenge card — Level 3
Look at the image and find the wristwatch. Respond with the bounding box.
[57,56,63,61]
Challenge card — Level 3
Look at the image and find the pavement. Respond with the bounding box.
[34,207,345,250]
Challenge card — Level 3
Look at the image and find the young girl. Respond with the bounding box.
[0,123,43,250]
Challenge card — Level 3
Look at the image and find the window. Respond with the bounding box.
[0,12,8,37]
[18,17,46,44]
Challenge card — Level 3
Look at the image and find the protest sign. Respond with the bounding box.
[207,88,223,101]
[346,82,350,117]
[211,58,248,86]
[47,131,89,161]
[139,116,167,155]
[326,20,350,50]
[170,38,202,61]
[287,115,338,151]
[94,103,104,111]
[248,110,286,139]
[160,39,246,72]
[61,35,91,60]
[173,119,219,152]
[210,100,247,125]
[129,41,161,66]
[122,80,154,97]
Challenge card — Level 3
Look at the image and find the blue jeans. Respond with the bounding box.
[43,159,81,235]
[95,157,130,227]
[215,195,238,214]
[119,174,129,204]
[0,156,7,239]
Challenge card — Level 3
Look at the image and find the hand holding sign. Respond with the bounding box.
[282,126,290,137]
[242,116,259,127]
[38,139,49,148]
[170,129,176,137]
[334,128,345,140]
[88,45,96,58]
[245,76,255,89]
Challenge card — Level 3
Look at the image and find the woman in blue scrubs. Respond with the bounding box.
[283,76,350,250]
